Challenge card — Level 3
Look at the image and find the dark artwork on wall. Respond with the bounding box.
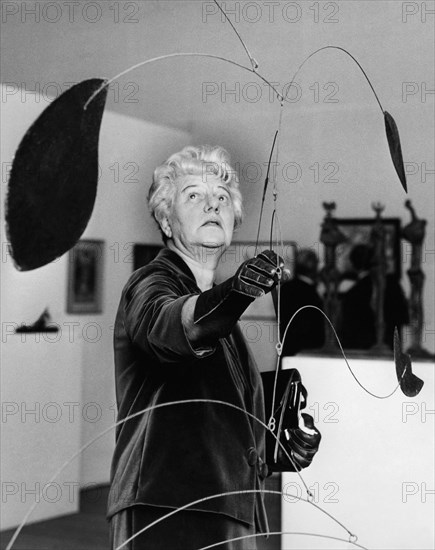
[335,218,402,278]
[133,244,162,271]
[67,240,104,314]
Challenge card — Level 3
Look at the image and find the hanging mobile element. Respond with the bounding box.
[3,53,283,273]
[212,0,259,71]
[284,46,408,193]
[4,46,408,271]
[254,130,279,256]
[384,111,407,193]
[5,79,108,270]
[4,398,358,550]
[393,327,424,397]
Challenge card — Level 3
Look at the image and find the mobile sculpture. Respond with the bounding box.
[4,1,426,548]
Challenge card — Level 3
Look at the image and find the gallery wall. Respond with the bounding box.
[1,84,191,527]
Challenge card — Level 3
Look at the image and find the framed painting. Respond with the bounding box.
[335,218,402,278]
[67,240,104,314]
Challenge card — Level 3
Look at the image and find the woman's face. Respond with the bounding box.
[163,174,235,257]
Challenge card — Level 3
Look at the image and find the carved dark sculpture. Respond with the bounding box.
[402,200,434,359]
[369,202,391,354]
[319,202,347,350]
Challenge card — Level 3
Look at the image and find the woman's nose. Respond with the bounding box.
[204,195,220,212]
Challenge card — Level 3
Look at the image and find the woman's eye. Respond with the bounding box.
[189,193,197,200]
[218,195,229,203]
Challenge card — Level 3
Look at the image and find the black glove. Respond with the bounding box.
[281,413,322,470]
[191,250,284,346]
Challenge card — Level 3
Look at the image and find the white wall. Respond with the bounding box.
[0,84,191,528]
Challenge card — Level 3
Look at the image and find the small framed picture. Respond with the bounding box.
[67,240,104,314]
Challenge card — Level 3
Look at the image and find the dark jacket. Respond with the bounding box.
[107,248,268,532]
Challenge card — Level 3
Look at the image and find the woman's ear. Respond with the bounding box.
[159,217,172,239]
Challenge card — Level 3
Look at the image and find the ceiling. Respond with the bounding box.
[3,0,430,135]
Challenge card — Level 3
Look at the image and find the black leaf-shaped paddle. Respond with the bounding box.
[394,327,424,397]
[287,47,409,194]
[384,111,407,193]
[5,78,108,270]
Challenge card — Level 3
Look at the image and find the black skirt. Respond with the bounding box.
[110,504,257,550]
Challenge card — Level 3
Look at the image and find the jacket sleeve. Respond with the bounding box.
[122,269,215,363]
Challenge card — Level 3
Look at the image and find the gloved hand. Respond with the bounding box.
[282,413,322,470]
[189,250,284,346]
[232,249,283,297]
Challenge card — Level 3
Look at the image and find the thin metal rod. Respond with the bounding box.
[284,45,384,113]
[281,305,404,399]
[5,399,305,550]
[198,530,367,550]
[212,0,258,70]
[267,210,288,426]
[84,52,283,110]
[115,489,358,550]
[254,130,279,256]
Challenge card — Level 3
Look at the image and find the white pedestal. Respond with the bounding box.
[280,356,434,550]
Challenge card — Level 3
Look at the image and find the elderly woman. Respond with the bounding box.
[107,145,283,550]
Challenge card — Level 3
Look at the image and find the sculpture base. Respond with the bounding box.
[299,347,394,361]
[407,346,435,361]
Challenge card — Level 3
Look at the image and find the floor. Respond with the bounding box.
[1,478,281,550]
[1,487,110,550]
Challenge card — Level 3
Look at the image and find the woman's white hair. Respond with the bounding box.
[147,145,243,242]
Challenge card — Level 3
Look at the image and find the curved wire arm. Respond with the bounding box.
[284,45,384,113]
[264,205,408,432]
[281,305,405,400]
[213,0,258,70]
[269,46,388,239]
[6,398,340,550]
[211,1,384,118]
[115,489,360,550]
[198,530,367,550]
[254,130,279,257]
[83,52,284,110]
[259,44,388,250]
[210,1,383,114]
